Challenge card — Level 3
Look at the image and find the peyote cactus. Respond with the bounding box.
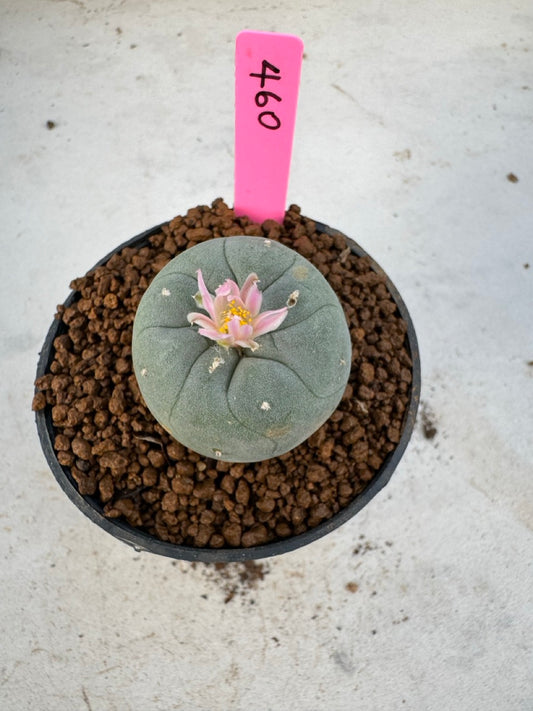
[132,235,352,462]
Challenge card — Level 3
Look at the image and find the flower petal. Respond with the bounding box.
[241,274,262,316]
[216,278,240,300]
[226,318,255,348]
[227,315,246,339]
[196,270,215,319]
[240,272,259,299]
[252,307,288,337]
[187,311,216,328]
[213,293,230,327]
[198,326,224,342]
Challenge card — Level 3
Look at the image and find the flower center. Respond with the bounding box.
[219,300,252,334]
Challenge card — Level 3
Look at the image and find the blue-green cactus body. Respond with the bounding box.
[132,236,351,462]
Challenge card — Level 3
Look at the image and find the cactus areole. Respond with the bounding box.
[132,236,352,462]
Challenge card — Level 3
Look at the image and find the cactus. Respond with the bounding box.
[132,235,352,462]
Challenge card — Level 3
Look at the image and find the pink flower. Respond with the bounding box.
[187,270,288,351]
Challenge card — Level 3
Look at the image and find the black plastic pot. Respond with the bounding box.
[35,220,420,562]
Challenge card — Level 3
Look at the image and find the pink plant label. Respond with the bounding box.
[234,30,304,225]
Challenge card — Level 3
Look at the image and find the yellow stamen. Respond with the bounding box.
[219,300,252,334]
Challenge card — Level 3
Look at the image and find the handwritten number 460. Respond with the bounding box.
[249,60,282,130]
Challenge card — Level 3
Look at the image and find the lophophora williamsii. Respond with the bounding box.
[132,235,352,462]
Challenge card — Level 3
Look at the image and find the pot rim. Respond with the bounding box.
[35,219,420,562]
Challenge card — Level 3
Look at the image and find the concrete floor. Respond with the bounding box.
[1,1,532,709]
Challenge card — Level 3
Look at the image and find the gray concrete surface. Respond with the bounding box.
[1,1,532,709]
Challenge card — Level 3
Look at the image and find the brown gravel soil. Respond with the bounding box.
[33,199,417,553]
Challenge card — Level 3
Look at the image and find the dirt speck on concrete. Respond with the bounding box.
[421,403,438,440]
[199,560,269,604]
